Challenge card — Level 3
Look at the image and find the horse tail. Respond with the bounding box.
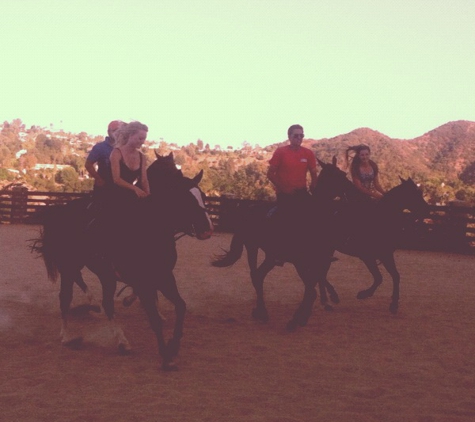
[211,232,244,267]
[30,226,59,282]
[42,228,60,282]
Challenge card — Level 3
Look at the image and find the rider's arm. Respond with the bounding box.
[267,164,283,192]
[372,163,385,196]
[85,148,106,186]
[85,159,104,185]
[373,174,385,196]
[309,167,318,190]
[353,176,383,199]
[110,149,147,197]
[139,154,150,195]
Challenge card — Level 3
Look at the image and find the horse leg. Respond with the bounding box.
[286,263,318,331]
[122,290,138,307]
[158,273,186,370]
[250,251,275,322]
[59,270,83,348]
[315,258,338,311]
[380,253,400,314]
[325,250,340,305]
[98,271,131,354]
[325,278,340,305]
[138,284,180,372]
[74,273,101,313]
[122,288,166,320]
[357,258,383,300]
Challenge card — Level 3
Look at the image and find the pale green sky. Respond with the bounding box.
[1,0,474,147]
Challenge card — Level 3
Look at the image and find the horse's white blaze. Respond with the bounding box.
[190,187,206,209]
[189,187,214,231]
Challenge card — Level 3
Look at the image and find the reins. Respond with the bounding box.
[174,232,188,241]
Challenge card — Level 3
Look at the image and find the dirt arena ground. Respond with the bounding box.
[1,224,475,422]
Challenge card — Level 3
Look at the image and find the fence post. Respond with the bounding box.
[11,186,28,224]
[447,200,470,252]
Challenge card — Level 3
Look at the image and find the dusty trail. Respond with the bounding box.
[1,224,475,422]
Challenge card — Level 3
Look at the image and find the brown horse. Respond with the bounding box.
[212,158,349,330]
[35,155,213,370]
[328,175,430,313]
[213,162,429,319]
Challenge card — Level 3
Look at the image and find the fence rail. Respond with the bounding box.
[1,187,474,253]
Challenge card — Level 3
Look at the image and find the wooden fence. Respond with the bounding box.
[1,186,475,254]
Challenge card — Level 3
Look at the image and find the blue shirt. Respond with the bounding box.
[87,137,114,185]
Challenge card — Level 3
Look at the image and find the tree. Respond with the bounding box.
[0,146,13,167]
[224,158,236,175]
[22,153,38,169]
[0,167,15,182]
[55,167,79,192]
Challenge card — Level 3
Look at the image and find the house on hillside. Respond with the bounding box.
[33,164,72,171]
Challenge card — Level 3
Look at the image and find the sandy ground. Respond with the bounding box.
[1,224,475,422]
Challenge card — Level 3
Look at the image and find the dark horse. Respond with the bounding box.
[212,158,350,331]
[213,158,429,321]
[35,154,214,370]
[326,175,430,313]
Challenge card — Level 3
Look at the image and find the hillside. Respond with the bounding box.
[412,121,475,182]
[1,119,475,203]
[298,120,475,194]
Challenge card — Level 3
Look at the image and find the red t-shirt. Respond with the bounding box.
[269,146,317,193]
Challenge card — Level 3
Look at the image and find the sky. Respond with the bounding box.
[1,0,474,148]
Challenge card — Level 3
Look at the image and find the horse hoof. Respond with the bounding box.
[357,290,372,300]
[162,361,179,372]
[389,303,399,314]
[62,337,83,350]
[118,343,132,355]
[251,308,269,323]
[70,304,98,316]
[330,294,340,304]
[166,339,181,359]
[286,320,298,332]
[89,305,101,313]
[324,304,334,312]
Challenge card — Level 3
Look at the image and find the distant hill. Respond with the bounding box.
[1,119,475,202]
[293,120,475,190]
[412,121,475,183]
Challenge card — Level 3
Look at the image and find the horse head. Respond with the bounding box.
[148,155,213,240]
[147,152,182,190]
[385,177,430,219]
[154,151,181,172]
[314,156,352,201]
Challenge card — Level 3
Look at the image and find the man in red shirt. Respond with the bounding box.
[267,124,318,204]
[266,125,318,265]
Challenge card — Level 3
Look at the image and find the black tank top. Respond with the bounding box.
[118,149,142,185]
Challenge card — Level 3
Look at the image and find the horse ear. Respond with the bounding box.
[399,176,406,183]
[332,156,337,166]
[193,169,204,184]
[155,150,160,158]
[167,152,174,159]
[317,158,325,167]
